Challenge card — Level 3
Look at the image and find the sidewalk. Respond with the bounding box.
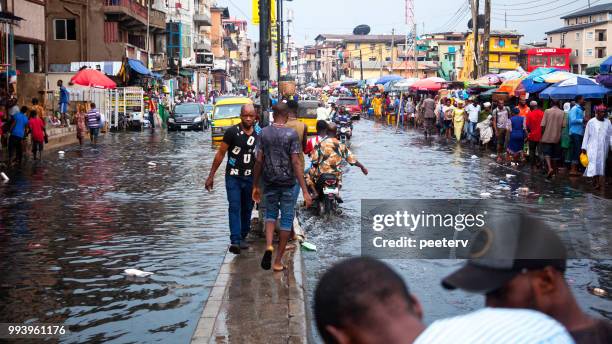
[191,235,308,344]
[45,125,79,151]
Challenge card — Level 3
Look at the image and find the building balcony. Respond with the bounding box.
[194,12,212,26]
[151,53,167,71]
[195,37,212,52]
[104,0,166,31]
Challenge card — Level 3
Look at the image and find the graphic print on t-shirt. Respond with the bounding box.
[223,124,258,177]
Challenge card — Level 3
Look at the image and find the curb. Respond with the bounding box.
[191,252,232,344]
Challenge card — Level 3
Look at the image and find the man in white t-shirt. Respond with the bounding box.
[314,257,574,344]
[465,98,481,144]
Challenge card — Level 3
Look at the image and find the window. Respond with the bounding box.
[529,55,548,66]
[596,47,607,58]
[587,31,594,40]
[596,30,606,41]
[575,32,580,40]
[355,43,360,49]
[574,49,579,56]
[490,54,500,62]
[54,19,76,40]
[370,44,376,51]
[509,55,518,62]
[510,39,519,46]
[589,15,592,22]
[550,55,567,67]
[385,56,391,62]
[549,35,553,43]
[585,48,593,57]
[368,56,377,61]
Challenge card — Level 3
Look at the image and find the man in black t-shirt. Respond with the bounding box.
[205,104,258,254]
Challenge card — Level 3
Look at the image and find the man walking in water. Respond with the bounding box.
[252,103,312,271]
[205,104,259,254]
[57,80,70,127]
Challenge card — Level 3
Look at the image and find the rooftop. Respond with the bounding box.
[545,20,610,34]
[561,3,612,19]
[315,34,408,43]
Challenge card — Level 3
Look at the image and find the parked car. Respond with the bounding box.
[336,97,361,119]
[167,102,207,131]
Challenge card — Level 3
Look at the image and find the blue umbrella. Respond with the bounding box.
[375,75,403,85]
[539,76,611,100]
[521,67,557,93]
[600,56,612,74]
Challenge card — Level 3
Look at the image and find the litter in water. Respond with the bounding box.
[1,172,8,182]
[490,154,497,158]
[517,187,530,196]
[301,242,317,251]
[470,155,478,159]
[590,287,607,297]
[147,162,157,167]
[479,192,492,198]
[124,269,154,278]
[506,174,516,178]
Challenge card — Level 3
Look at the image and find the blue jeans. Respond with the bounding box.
[225,176,254,244]
[570,134,583,164]
[264,185,295,231]
[467,121,478,143]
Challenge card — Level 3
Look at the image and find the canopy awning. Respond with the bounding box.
[128,59,152,76]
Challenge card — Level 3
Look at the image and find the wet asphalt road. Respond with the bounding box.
[0,121,610,344]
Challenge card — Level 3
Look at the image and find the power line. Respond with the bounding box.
[492,0,603,22]
[492,0,571,12]
[432,0,469,33]
[494,0,583,17]
[494,0,559,7]
[224,0,251,20]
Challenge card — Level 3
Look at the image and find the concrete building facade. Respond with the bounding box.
[546,3,612,74]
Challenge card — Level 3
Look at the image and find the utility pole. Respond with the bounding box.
[359,49,364,80]
[287,18,292,76]
[379,44,383,77]
[276,0,281,83]
[471,0,479,79]
[505,11,507,28]
[390,28,395,73]
[258,0,271,126]
[483,0,491,76]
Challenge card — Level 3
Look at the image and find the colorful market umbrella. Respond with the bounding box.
[410,78,446,91]
[498,70,526,82]
[470,74,501,87]
[425,76,448,83]
[533,71,575,84]
[497,77,526,96]
[375,75,403,85]
[391,78,419,92]
[539,76,610,100]
[341,78,359,86]
[599,56,612,74]
[596,74,612,87]
[521,67,557,93]
[586,57,608,76]
[70,68,117,89]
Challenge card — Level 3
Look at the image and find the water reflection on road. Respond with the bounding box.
[299,119,612,341]
[0,130,229,343]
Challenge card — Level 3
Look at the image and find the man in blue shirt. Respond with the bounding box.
[568,95,586,175]
[57,80,70,127]
[8,106,29,166]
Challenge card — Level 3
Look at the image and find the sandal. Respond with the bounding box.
[273,265,287,272]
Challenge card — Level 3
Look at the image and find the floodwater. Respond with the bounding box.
[0,121,610,344]
[299,119,612,342]
[0,130,229,343]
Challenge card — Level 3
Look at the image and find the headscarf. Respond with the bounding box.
[563,102,571,113]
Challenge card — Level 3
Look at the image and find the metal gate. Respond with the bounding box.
[106,87,144,129]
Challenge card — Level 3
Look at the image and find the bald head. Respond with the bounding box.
[240,103,256,129]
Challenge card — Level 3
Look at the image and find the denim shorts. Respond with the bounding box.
[264,185,295,231]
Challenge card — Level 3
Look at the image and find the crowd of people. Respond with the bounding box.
[347,87,611,191]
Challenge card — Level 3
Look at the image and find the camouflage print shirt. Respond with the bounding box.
[310,136,357,177]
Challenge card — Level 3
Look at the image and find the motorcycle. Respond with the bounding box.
[315,173,341,217]
[337,120,352,143]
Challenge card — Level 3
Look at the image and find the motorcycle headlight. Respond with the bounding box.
[168,118,175,123]
[340,127,347,133]
[194,117,202,123]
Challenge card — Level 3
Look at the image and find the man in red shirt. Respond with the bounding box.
[525,101,544,169]
[28,109,46,160]
[305,120,329,156]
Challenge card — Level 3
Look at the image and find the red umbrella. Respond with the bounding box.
[70,69,117,89]
[410,78,445,91]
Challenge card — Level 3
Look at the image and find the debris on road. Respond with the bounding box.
[124,269,154,278]
[1,172,8,182]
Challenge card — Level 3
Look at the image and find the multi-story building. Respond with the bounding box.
[460,29,522,79]
[222,17,249,85]
[46,0,167,72]
[303,46,318,85]
[314,34,438,82]
[209,5,229,91]
[545,3,612,74]
[420,32,465,81]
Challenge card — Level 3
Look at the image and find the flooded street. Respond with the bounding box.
[0,130,230,343]
[299,119,612,341]
[0,120,610,344]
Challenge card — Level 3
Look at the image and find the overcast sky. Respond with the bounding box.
[218,0,604,46]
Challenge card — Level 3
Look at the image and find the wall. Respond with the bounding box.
[211,10,224,58]
[547,22,610,73]
[46,0,107,66]
[17,73,46,106]
[13,0,45,42]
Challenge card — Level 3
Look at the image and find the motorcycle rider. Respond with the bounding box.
[305,123,368,202]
